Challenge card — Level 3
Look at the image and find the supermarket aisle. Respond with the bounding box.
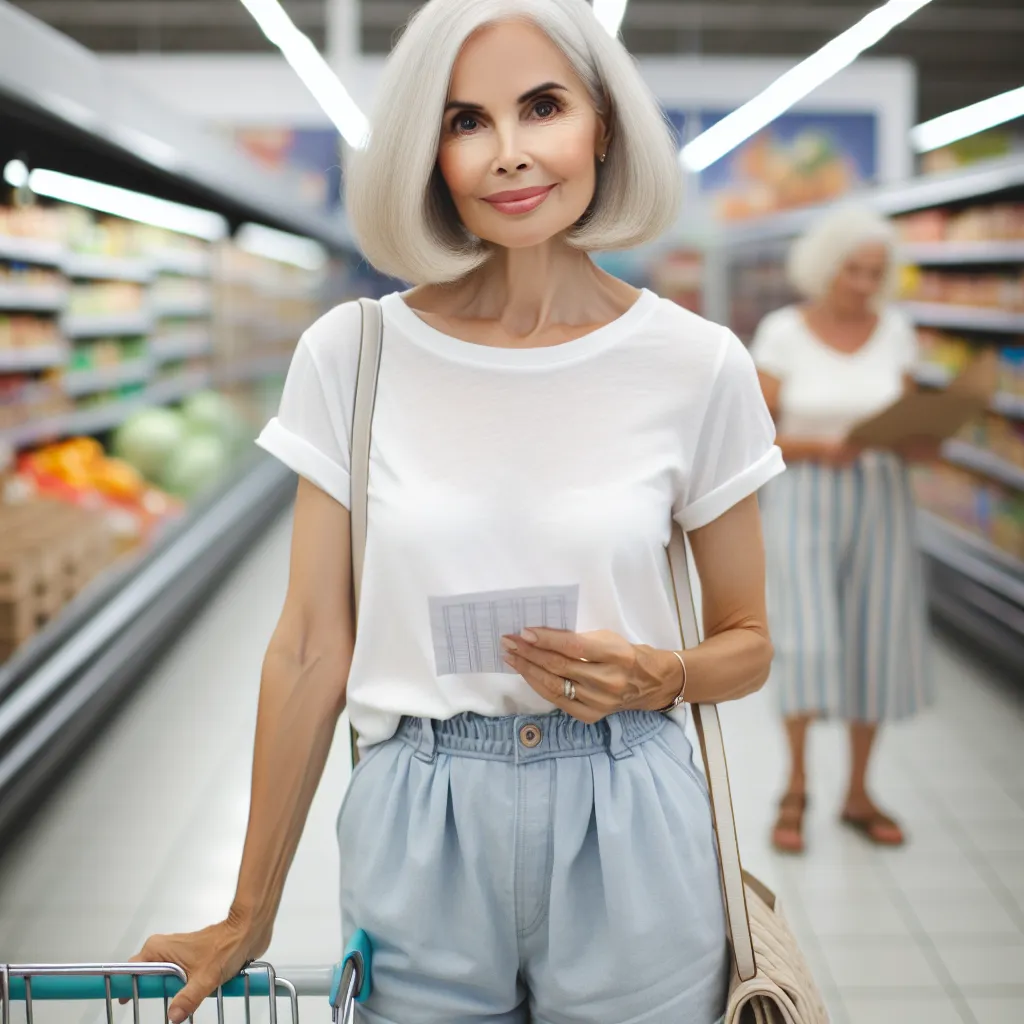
[1,511,1022,1024]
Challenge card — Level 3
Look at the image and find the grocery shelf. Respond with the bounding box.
[218,353,291,385]
[150,328,212,363]
[900,240,1024,265]
[0,235,64,266]
[62,359,153,397]
[901,302,1024,333]
[63,253,154,283]
[0,345,68,372]
[943,439,1024,491]
[1,372,211,448]
[61,310,154,338]
[153,298,213,320]
[150,249,212,278]
[991,392,1024,419]
[918,510,1024,606]
[146,369,214,404]
[0,284,68,311]
[911,366,1024,420]
[0,453,295,842]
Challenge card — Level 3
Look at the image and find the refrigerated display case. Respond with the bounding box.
[0,0,361,841]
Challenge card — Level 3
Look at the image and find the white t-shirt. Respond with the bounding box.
[257,289,784,747]
[749,304,919,441]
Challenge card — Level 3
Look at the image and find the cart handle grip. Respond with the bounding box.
[6,971,270,1001]
[331,930,373,1006]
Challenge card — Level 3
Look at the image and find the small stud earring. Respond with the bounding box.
[599,152,606,163]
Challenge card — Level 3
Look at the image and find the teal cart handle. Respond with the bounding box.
[330,929,373,1007]
[8,971,271,1001]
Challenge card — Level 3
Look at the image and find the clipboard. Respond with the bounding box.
[845,349,998,450]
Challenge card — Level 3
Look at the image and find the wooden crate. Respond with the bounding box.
[0,500,115,654]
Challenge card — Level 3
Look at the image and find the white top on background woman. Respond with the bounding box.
[133,1,784,1021]
[750,206,934,856]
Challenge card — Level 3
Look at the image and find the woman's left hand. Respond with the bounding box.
[501,628,683,723]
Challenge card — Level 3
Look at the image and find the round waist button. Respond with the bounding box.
[519,723,542,748]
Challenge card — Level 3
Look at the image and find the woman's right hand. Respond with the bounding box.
[127,913,269,1023]
[816,439,863,467]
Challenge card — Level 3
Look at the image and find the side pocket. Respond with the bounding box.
[335,738,391,838]
[652,720,711,803]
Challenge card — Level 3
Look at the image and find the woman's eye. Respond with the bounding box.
[533,100,558,118]
[453,114,478,134]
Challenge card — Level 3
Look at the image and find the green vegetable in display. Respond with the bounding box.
[112,407,187,480]
[181,390,244,447]
[161,433,230,499]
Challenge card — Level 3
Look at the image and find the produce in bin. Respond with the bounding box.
[114,390,247,499]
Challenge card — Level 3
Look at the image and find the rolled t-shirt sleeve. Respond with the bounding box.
[256,305,358,507]
[676,327,785,532]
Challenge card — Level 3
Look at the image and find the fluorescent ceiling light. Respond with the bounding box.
[593,0,629,36]
[236,222,328,271]
[911,85,1024,153]
[2,162,228,241]
[681,0,935,172]
[237,0,369,148]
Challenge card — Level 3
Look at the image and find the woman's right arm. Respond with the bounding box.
[131,477,355,1023]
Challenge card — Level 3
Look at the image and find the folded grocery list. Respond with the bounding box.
[429,584,579,676]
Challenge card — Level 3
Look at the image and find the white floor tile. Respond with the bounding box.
[817,937,944,991]
[933,936,1024,990]
[841,993,966,1024]
[966,995,1024,1024]
[902,887,1023,937]
[801,887,914,940]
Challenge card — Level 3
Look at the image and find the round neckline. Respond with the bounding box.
[380,288,659,369]
[793,305,887,360]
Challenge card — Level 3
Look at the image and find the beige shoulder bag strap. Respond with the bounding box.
[347,296,757,983]
[667,528,757,983]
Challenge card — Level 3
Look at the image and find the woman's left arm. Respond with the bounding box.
[681,493,773,703]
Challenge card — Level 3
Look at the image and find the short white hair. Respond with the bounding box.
[787,205,899,300]
[346,0,681,284]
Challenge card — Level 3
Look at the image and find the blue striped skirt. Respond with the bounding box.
[760,453,932,722]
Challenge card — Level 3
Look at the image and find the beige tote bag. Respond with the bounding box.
[349,298,830,1024]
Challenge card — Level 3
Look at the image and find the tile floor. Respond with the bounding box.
[0,512,1021,1023]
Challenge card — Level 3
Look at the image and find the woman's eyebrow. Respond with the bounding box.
[444,82,568,113]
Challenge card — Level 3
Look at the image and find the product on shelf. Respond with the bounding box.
[900,265,1024,310]
[894,203,1024,243]
[913,463,1024,560]
[0,315,63,351]
[955,412,1024,470]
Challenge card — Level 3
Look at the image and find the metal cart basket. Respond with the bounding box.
[1,930,372,1024]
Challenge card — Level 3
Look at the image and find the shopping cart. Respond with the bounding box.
[0,929,371,1024]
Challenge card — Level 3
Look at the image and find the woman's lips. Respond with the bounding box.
[482,184,556,215]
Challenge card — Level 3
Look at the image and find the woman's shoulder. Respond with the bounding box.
[755,304,803,336]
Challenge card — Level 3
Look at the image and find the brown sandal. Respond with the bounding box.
[841,808,905,846]
[771,792,808,854]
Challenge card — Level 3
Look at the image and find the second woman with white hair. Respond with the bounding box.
[750,206,934,855]
[131,0,785,1021]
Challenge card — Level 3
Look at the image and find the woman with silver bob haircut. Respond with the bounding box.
[751,205,934,858]
[132,1,785,1022]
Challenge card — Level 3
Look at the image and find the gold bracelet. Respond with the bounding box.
[656,650,687,713]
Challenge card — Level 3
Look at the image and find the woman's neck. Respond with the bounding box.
[415,239,638,342]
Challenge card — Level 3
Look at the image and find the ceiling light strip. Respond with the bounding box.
[237,0,369,148]
[911,85,1024,153]
[681,0,935,172]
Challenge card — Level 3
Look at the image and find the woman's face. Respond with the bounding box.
[826,242,889,314]
[437,19,607,251]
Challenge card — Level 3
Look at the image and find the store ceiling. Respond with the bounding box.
[8,0,1024,123]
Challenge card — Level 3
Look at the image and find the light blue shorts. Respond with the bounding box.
[338,710,729,1024]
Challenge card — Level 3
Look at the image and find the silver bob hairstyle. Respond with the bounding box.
[346,0,682,285]
[787,205,900,301]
